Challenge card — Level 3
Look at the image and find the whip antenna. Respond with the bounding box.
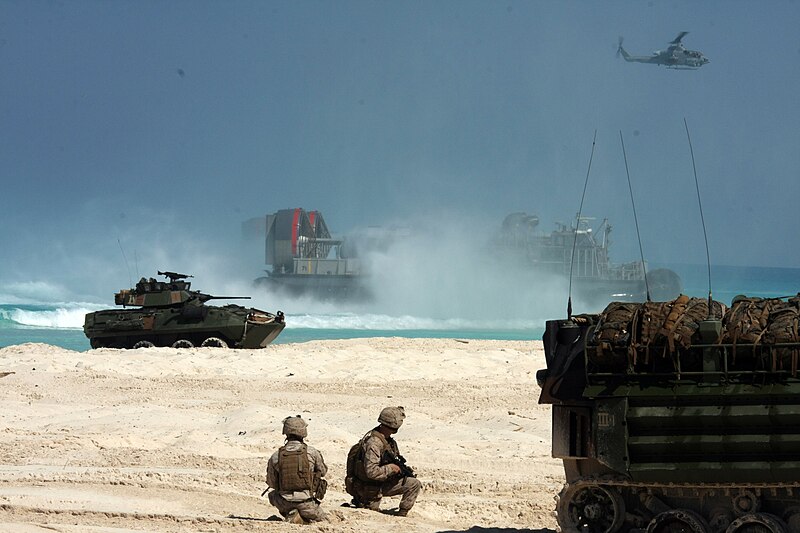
[568,130,597,318]
[117,238,133,288]
[619,131,651,301]
[684,118,712,312]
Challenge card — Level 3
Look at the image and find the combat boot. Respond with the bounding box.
[285,509,307,524]
[396,508,409,517]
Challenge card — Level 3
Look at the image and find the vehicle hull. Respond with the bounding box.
[537,299,800,532]
[84,304,284,349]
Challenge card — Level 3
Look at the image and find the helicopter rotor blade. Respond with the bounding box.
[671,31,688,44]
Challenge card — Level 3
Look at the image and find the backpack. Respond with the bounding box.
[590,302,639,367]
[345,431,388,497]
[633,295,725,364]
[667,296,725,351]
[723,297,777,344]
[345,441,362,485]
[721,297,781,363]
[632,297,686,363]
[345,432,370,497]
[763,298,800,376]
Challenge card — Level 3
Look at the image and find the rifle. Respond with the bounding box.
[381,450,416,480]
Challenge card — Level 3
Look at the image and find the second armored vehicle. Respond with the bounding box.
[537,294,800,532]
[84,271,285,349]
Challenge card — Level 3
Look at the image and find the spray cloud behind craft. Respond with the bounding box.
[1,1,800,322]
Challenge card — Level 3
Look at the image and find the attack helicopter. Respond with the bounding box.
[617,31,709,69]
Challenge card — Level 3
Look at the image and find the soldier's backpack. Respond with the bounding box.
[345,440,362,497]
[763,297,800,376]
[633,295,725,363]
[632,296,687,363]
[667,296,725,351]
[590,302,640,367]
[345,431,387,498]
[721,296,782,363]
[345,432,372,497]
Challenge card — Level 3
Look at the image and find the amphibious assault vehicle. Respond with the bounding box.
[84,271,285,349]
[537,294,800,533]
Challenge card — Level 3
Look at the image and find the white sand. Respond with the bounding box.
[0,338,562,532]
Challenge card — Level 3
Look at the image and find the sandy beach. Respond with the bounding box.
[0,338,561,532]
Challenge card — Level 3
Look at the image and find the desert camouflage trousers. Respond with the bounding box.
[352,476,422,511]
[267,491,326,522]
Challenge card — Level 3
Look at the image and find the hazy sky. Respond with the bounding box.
[1,0,799,300]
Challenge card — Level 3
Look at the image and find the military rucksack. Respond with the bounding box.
[722,296,782,363]
[345,430,388,497]
[723,297,776,343]
[667,296,725,351]
[344,439,363,497]
[763,298,800,376]
[590,301,639,367]
[638,296,724,348]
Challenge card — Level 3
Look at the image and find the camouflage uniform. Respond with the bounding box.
[266,416,328,523]
[349,407,422,514]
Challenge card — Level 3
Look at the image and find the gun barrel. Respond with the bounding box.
[158,270,193,280]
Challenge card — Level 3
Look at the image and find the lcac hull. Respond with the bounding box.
[256,273,372,301]
[571,268,683,305]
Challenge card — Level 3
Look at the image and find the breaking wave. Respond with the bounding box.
[0,304,103,330]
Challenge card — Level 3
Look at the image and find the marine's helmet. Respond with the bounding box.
[282,415,308,438]
[378,406,406,429]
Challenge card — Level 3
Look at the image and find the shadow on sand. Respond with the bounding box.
[227,514,282,522]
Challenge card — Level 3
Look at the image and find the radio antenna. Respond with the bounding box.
[684,118,712,312]
[117,238,133,288]
[568,130,597,319]
[619,131,651,301]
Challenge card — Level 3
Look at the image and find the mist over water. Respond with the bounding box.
[359,212,575,324]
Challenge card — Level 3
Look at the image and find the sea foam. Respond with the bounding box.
[0,304,103,329]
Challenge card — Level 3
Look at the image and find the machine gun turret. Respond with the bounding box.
[157,271,193,282]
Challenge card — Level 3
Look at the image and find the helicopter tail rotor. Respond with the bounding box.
[616,36,624,58]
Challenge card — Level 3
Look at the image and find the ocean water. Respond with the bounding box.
[1,263,798,352]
